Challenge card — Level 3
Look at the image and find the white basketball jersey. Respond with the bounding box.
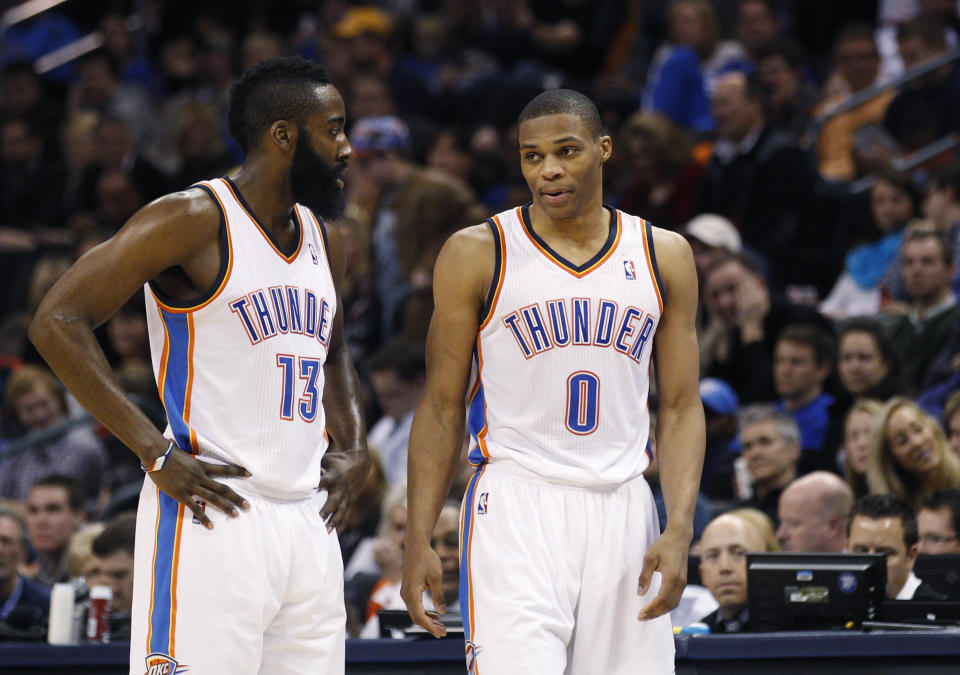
[145,177,336,500]
[468,204,664,487]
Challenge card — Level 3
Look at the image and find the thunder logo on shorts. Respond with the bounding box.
[144,652,189,674]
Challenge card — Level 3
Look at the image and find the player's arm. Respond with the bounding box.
[317,222,370,533]
[401,224,492,638]
[29,191,251,528]
[637,228,706,621]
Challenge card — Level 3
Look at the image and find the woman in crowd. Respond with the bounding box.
[820,168,922,319]
[867,397,960,507]
[836,318,903,403]
[842,399,883,498]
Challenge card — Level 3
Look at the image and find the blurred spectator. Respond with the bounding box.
[920,163,960,300]
[25,475,86,586]
[240,31,285,73]
[755,39,817,142]
[884,16,960,154]
[0,61,63,136]
[344,483,407,632]
[725,506,781,552]
[842,399,885,499]
[836,318,904,402]
[87,513,136,639]
[697,512,766,632]
[348,115,483,342]
[867,397,960,508]
[886,228,958,394]
[613,112,705,232]
[69,49,155,149]
[643,0,744,133]
[170,101,237,189]
[773,323,841,472]
[943,389,960,456]
[82,116,169,207]
[684,213,743,281]
[332,6,397,80]
[0,366,107,503]
[57,112,102,228]
[735,405,801,525]
[776,471,854,552]
[916,488,960,554]
[0,115,64,231]
[699,377,740,502]
[699,252,830,403]
[367,338,425,487]
[64,521,105,580]
[814,23,896,182]
[99,12,158,93]
[95,170,146,231]
[695,71,825,292]
[339,453,388,573]
[734,0,781,62]
[847,493,946,599]
[0,507,49,630]
[820,168,921,320]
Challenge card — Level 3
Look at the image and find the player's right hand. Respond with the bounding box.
[400,544,447,638]
[148,447,251,529]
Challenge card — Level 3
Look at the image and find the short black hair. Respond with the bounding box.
[755,38,805,70]
[31,475,85,512]
[227,56,333,154]
[777,322,836,367]
[902,227,955,267]
[919,488,960,540]
[92,512,136,558]
[517,89,604,138]
[849,494,918,549]
[929,162,960,201]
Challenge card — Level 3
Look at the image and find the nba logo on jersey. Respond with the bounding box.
[144,653,185,674]
[623,260,636,280]
[477,492,488,515]
[308,242,319,265]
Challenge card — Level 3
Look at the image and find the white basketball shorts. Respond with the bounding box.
[129,477,345,675]
[459,461,674,675]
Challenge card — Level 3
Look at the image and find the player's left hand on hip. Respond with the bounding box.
[317,447,370,533]
[637,528,690,621]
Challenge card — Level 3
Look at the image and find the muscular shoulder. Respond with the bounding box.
[130,187,221,243]
[650,226,692,266]
[435,223,496,305]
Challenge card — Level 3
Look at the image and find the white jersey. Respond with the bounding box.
[468,204,664,487]
[145,177,336,500]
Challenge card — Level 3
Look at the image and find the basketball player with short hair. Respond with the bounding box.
[401,90,705,673]
[30,57,369,674]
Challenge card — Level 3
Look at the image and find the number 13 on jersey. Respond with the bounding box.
[276,354,322,422]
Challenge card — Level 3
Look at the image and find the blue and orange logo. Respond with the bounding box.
[145,653,189,674]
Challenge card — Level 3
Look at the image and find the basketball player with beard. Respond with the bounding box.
[30,57,369,674]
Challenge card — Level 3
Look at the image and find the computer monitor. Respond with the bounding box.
[747,552,887,631]
[912,554,960,601]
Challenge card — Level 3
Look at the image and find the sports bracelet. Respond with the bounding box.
[141,441,174,473]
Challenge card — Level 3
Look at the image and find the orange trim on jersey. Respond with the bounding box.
[151,180,235,314]
[478,216,507,331]
[639,217,664,314]
[146,487,162,653]
[185,314,198,454]
[155,305,171,403]
[168,503,185,656]
[222,178,303,263]
[520,206,622,279]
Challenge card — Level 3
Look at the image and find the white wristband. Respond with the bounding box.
[141,441,174,473]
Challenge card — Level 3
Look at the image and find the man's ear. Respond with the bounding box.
[269,120,296,153]
[599,135,613,163]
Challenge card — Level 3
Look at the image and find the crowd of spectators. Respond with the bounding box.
[4,0,960,639]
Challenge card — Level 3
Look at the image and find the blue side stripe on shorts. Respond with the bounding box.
[149,491,180,653]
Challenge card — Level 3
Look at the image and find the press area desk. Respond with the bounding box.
[1,630,959,674]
